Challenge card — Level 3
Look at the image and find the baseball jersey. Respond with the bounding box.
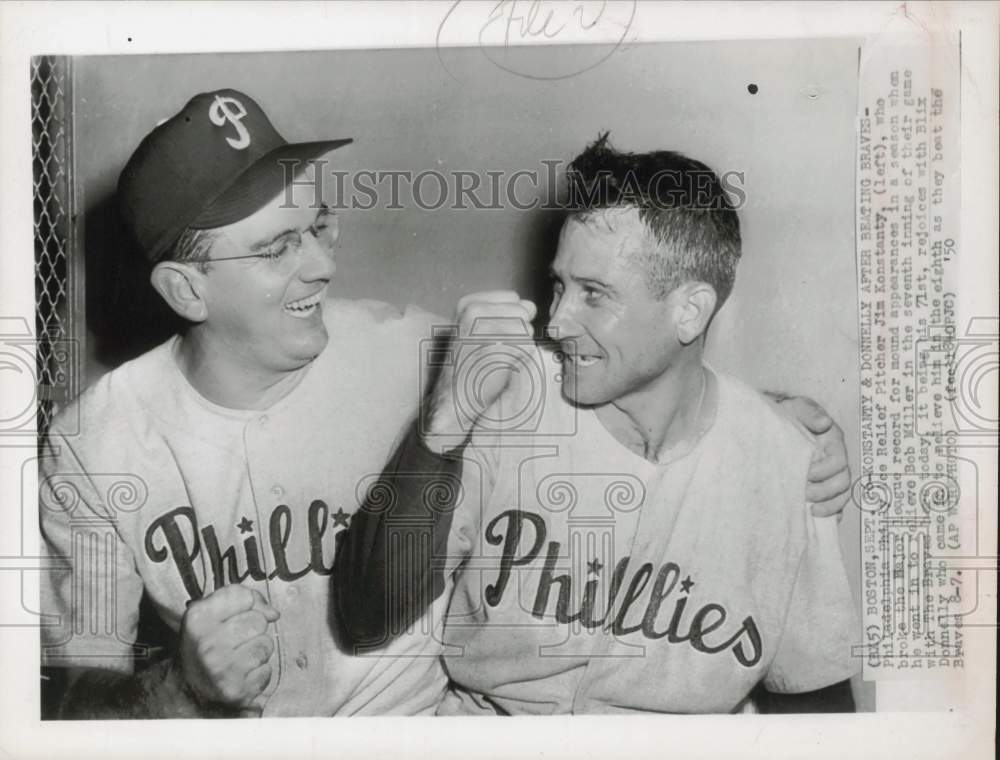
[39,298,456,716]
[438,361,860,714]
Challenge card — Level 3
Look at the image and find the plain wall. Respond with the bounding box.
[72,39,867,707]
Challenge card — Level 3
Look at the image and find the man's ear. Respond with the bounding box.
[150,261,209,323]
[674,282,717,345]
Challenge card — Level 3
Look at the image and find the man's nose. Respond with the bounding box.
[546,295,582,341]
[298,233,336,281]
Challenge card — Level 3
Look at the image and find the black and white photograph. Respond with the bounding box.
[1,2,996,758]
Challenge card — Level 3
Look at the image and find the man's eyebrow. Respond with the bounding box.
[248,206,330,252]
[548,267,616,294]
[249,226,298,253]
[574,275,616,294]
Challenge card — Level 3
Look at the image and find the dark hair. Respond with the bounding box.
[566,133,741,309]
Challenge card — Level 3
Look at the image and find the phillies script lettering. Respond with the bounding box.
[484,510,763,667]
[143,501,341,601]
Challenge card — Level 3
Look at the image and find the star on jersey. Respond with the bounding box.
[332,508,351,528]
[680,575,695,594]
[587,558,603,575]
[237,517,254,534]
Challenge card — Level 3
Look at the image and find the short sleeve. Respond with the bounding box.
[39,427,144,674]
[764,514,860,693]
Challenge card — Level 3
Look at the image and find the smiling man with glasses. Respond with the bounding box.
[39,90,455,718]
[149,189,342,409]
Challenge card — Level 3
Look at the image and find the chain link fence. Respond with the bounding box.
[32,55,79,437]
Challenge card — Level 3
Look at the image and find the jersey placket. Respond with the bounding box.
[242,412,285,712]
[567,464,685,714]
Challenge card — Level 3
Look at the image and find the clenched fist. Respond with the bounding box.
[177,585,280,711]
[424,291,538,451]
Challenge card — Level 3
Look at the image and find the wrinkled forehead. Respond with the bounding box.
[558,206,656,262]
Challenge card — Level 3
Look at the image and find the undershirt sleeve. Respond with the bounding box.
[331,418,489,650]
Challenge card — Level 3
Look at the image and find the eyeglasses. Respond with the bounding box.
[205,205,339,273]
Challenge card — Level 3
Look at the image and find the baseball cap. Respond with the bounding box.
[117,89,352,263]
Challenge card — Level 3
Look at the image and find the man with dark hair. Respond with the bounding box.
[337,135,859,714]
[565,133,742,307]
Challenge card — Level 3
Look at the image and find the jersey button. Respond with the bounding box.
[286,585,299,599]
[258,414,269,428]
[271,484,284,497]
